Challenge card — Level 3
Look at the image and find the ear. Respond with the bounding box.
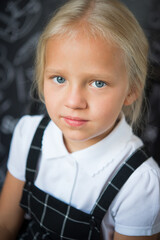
[124,90,139,106]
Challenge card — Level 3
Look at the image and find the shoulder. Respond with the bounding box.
[116,155,160,208]
[7,115,44,181]
[11,114,45,152]
[125,157,160,192]
[15,115,44,137]
[11,114,44,148]
[110,156,160,236]
[13,114,47,145]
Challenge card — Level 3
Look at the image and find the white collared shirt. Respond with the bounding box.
[7,115,160,238]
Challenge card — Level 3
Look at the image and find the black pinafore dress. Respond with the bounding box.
[19,116,149,240]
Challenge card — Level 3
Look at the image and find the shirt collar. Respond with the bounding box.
[71,115,133,176]
[42,115,133,176]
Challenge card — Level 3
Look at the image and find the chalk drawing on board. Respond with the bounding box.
[0,0,42,42]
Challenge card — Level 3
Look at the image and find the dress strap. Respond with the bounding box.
[25,115,50,182]
[91,146,150,220]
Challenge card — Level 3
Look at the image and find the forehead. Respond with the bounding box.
[44,34,128,85]
[45,32,125,67]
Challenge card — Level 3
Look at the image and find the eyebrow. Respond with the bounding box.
[44,68,63,74]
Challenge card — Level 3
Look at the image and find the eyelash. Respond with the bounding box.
[91,81,107,88]
[50,76,107,89]
[52,76,66,84]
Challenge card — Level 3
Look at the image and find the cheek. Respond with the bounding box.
[44,82,56,102]
[91,93,125,119]
[43,82,49,101]
[44,86,56,112]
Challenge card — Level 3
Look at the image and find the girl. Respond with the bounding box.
[0,0,160,239]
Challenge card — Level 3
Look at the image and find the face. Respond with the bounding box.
[43,33,134,152]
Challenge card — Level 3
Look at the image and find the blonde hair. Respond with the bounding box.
[34,0,149,128]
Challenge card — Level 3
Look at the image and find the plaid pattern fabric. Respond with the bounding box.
[19,116,149,240]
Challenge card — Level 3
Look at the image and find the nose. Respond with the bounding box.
[64,85,87,109]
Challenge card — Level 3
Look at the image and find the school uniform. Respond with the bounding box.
[7,114,160,239]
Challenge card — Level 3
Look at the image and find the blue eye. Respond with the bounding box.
[53,76,66,84]
[91,81,106,88]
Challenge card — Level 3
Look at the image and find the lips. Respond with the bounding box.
[62,116,88,127]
